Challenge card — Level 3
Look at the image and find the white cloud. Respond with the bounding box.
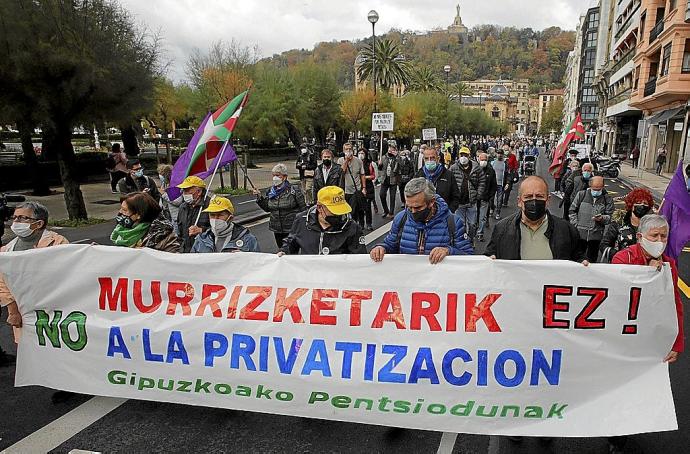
[117,0,587,82]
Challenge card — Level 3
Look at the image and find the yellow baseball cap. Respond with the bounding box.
[459,146,471,155]
[203,196,234,214]
[177,176,206,189]
[317,186,351,215]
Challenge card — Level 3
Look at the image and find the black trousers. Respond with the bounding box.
[363,198,373,226]
[345,193,365,227]
[379,177,397,215]
[578,239,601,263]
[274,232,289,248]
[110,171,127,191]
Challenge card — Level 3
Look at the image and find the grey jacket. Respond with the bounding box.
[569,188,614,242]
[449,160,485,206]
[257,183,308,234]
[379,154,402,185]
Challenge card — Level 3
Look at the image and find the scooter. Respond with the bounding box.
[523,155,536,176]
[598,158,621,178]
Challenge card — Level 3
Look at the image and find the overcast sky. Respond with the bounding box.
[118,0,588,82]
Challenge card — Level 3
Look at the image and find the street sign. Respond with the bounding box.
[372,112,394,131]
[422,128,437,141]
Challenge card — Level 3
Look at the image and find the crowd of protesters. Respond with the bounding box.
[0,136,686,453]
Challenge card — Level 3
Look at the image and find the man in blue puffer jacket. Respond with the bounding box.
[370,177,474,264]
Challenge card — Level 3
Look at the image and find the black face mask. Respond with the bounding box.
[523,199,547,222]
[324,214,346,229]
[632,205,651,219]
[411,206,431,223]
[115,213,134,228]
[322,159,331,167]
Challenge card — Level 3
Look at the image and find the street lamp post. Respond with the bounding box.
[368,10,379,113]
[444,65,451,138]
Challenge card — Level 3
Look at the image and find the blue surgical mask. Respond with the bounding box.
[582,171,592,179]
[425,161,438,171]
[591,189,602,197]
[133,169,144,178]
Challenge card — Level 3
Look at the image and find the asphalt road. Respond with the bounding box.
[1,158,688,453]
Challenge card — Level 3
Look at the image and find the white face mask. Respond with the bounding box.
[272,176,283,186]
[11,222,35,238]
[640,237,666,259]
[358,154,365,160]
[344,150,353,158]
[210,218,230,236]
[182,193,195,204]
[479,160,488,168]
[459,156,470,165]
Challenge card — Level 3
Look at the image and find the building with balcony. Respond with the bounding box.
[594,0,644,156]
[578,6,604,131]
[630,0,690,169]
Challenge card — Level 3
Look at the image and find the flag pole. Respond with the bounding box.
[194,139,231,226]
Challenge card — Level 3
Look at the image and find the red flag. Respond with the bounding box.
[549,113,585,175]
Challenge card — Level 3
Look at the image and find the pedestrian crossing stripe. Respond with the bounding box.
[679,278,690,299]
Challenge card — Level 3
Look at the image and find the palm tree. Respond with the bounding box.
[356,39,412,91]
[407,66,443,93]
[451,82,473,105]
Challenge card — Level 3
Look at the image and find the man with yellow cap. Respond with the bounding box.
[278,186,366,256]
[191,196,259,253]
[176,176,211,253]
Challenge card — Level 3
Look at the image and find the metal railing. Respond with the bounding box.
[644,78,657,97]
[610,49,635,75]
[649,20,664,43]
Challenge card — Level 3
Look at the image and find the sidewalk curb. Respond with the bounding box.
[616,173,665,201]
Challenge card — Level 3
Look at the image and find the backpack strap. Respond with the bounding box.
[395,212,408,252]
[447,215,456,247]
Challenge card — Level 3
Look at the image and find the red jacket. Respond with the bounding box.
[507,153,519,172]
[612,243,684,352]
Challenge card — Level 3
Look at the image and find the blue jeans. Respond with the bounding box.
[477,200,490,235]
[456,204,477,238]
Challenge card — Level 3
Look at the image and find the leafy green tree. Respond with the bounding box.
[539,98,565,135]
[291,62,341,146]
[356,39,412,91]
[0,0,160,219]
[408,66,443,93]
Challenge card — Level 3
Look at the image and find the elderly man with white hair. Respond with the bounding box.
[253,163,307,248]
[1,201,69,366]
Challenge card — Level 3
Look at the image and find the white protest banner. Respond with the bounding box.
[372,112,394,131]
[0,245,679,437]
[422,128,437,141]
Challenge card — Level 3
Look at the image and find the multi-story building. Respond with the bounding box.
[630,0,690,169]
[537,89,565,133]
[464,79,530,134]
[595,0,644,156]
[578,6,603,133]
[563,46,582,129]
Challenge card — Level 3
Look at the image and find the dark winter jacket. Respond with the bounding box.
[281,207,367,255]
[598,210,638,263]
[177,192,211,253]
[191,225,259,253]
[415,167,461,212]
[313,163,343,200]
[569,188,614,242]
[379,196,473,256]
[562,170,589,200]
[449,160,485,206]
[117,175,161,203]
[140,217,180,253]
[257,183,307,234]
[296,150,318,179]
[478,164,498,202]
[485,211,585,261]
[379,154,402,185]
[398,157,416,186]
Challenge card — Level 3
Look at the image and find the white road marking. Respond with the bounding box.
[242,217,270,228]
[69,450,103,454]
[365,221,393,245]
[2,396,126,454]
[237,200,256,205]
[436,432,458,454]
[70,239,92,244]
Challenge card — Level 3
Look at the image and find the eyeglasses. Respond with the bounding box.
[10,215,38,222]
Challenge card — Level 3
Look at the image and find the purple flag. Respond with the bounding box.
[660,161,690,261]
[166,112,238,199]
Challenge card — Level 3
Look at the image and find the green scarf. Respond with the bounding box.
[110,222,151,247]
